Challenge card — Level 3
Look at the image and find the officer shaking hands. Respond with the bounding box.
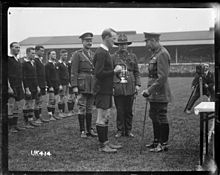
[142,32,172,153]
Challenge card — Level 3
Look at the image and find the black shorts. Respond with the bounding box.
[40,87,46,95]
[48,87,59,95]
[69,86,74,94]
[95,94,112,110]
[11,86,24,101]
[54,88,59,95]
[25,90,38,100]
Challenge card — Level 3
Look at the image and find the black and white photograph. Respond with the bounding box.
[3,4,220,173]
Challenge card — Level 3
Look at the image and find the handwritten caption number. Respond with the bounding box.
[31,150,52,157]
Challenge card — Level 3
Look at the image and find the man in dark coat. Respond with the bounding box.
[142,32,172,152]
[8,42,25,133]
[93,28,123,153]
[45,50,62,121]
[22,47,41,128]
[71,32,97,138]
[112,33,141,138]
[185,63,215,114]
[34,45,50,123]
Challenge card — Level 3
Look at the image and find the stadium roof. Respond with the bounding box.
[19,30,214,46]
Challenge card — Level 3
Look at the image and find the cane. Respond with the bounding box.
[140,97,148,154]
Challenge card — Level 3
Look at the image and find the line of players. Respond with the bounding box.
[8,43,76,133]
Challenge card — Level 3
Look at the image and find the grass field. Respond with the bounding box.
[8,77,212,172]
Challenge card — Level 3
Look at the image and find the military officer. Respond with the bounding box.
[112,33,141,138]
[8,42,25,133]
[71,32,97,138]
[142,33,172,152]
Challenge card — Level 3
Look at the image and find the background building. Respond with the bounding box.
[19,28,214,64]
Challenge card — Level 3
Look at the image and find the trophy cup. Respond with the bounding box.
[119,64,128,83]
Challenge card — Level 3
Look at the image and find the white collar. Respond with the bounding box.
[59,59,67,65]
[35,55,43,62]
[8,53,19,61]
[100,44,109,51]
[24,58,34,65]
[49,60,56,64]
[204,70,209,75]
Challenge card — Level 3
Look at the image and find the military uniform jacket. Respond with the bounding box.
[22,59,38,92]
[34,56,46,88]
[71,49,95,94]
[8,56,23,88]
[93,47,114,95]
[57,61,69,86]
[112,50,141,96]
[147,46,172,103]
[45,61,60,89]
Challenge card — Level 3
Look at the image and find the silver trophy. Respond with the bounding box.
[119,64,128,83]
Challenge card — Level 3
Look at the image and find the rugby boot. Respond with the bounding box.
[145,141,159,149]
[48,113,57,121]
[13,117,25,131]
[115,131,124,138]
[35,118,43,124]
[80,131,87,138]
[10,127,18,133]
[149,143,168,152]
[125,131,134,138]
[108,142,123,149]
[99,142,117,153]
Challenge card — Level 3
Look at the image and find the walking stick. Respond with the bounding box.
[140,97,148,154]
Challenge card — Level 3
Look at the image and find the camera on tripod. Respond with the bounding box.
[196,64,205,76]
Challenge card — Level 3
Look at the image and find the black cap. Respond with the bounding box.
[144,32,160,41]
[79,32,93,40]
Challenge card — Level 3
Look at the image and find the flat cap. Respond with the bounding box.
[144,32,160,41]
[79,32,93,40]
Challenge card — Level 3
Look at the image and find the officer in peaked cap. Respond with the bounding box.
[71,32,97,138]
[79,32,93,40]
[144,32,161,41]
[142,32,172,152]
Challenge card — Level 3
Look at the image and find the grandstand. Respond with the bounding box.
[19,28,214,64]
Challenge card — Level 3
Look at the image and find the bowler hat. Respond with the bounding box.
[114,33,132,45]
[144,32,160,41]
[79,32,93,40]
